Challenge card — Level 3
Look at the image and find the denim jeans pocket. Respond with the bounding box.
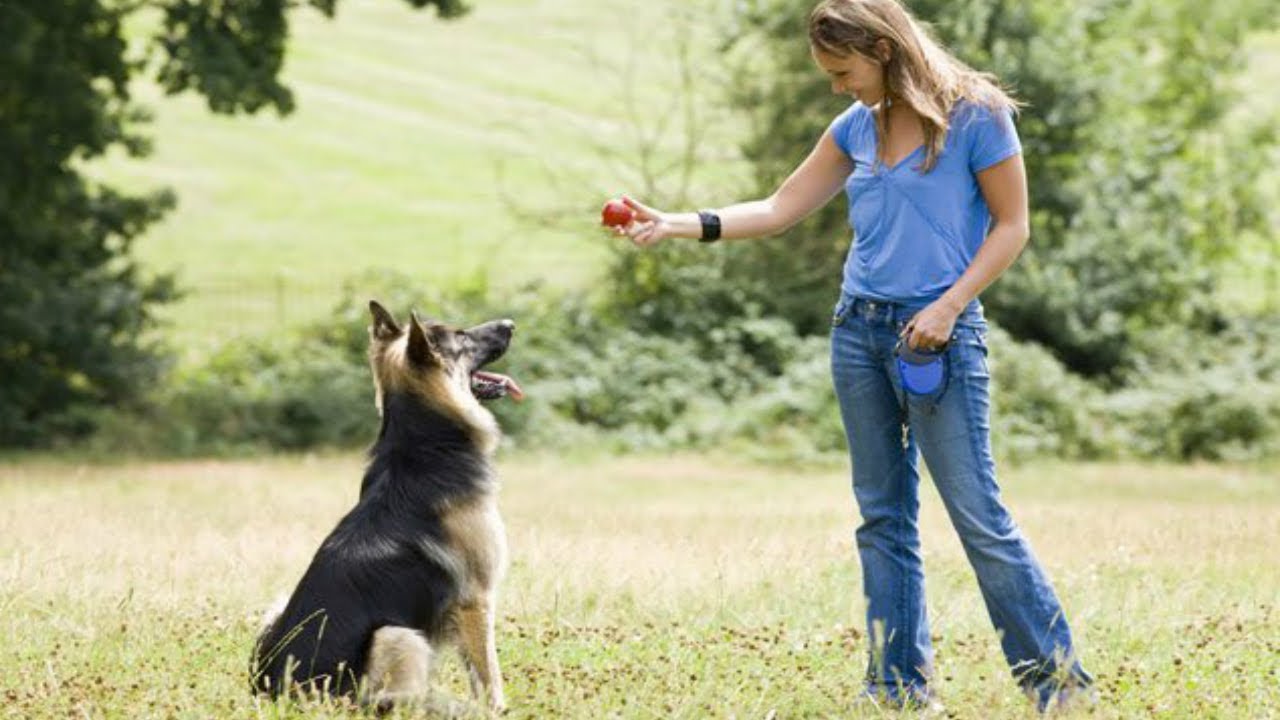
[831,296,854,328]
[956,325,990,375]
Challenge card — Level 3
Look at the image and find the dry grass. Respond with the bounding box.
[0,452,1277,718]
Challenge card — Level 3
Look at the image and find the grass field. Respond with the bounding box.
[96,0,748,354]
[2,452,1277,718]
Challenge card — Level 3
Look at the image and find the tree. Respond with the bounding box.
[910,0,1278,378]
[718,0,1279,376]
[0,0,467,447]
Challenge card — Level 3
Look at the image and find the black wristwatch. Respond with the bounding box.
[697,210,722,243]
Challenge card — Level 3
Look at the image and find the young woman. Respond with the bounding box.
[611,0,1094,711]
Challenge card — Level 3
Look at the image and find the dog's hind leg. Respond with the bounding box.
[362,626,431,708]
[457,599,505,712]
[362,627,474,717]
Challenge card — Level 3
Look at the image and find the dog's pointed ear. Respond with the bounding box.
[369,301,401,341]
[406,310,439,365]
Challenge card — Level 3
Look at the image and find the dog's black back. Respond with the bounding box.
[252,392,493,696]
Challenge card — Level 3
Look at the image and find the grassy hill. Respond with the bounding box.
[96,3,1279,356]
[97,0,745,355]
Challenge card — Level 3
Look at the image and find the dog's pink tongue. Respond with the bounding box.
[476,371,524,401]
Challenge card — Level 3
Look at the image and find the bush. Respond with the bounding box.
[90,269,1280,464]
[985,325,1116,462]
[723,0,1280,380]
[94,335,371,455]
[90,266,831,457]
[1105,375,1279,462]
[710,336,847,461]
[1101,318,1280,461]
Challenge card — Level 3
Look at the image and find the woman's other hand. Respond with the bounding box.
[902,299,962,351]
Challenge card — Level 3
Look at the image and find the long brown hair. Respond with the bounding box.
[809,0,1019,172]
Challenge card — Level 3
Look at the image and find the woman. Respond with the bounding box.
[612,0,1094,711]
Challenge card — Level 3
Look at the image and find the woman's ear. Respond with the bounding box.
[875,38,893,64]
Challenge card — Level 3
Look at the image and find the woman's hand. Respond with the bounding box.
[902,299,961,351]
[614,196,673,247]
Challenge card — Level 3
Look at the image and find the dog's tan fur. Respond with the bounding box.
[445,498,508,708]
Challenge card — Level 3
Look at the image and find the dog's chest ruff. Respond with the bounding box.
[443,496,509,603]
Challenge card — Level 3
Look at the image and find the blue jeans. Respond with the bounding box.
[829,294,1092,708]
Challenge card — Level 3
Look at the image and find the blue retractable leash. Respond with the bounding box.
[893,332,947,448]
[894,336,947,396]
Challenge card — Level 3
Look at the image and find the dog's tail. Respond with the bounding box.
[258,593,289,634]
[247,593,290,695]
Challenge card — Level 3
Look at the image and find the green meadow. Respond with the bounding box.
[93,2,1280,354]
[95,0,755,356]
[1,453,1277,718]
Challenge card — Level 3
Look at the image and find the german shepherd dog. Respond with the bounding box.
[252,301,523,713]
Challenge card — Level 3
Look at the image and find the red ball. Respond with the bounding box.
[600,199,636,227]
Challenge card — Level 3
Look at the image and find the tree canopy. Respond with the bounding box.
[0,0,467,446]
[713,0,1279,377]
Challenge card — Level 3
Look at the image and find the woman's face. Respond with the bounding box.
[812,47,885,106]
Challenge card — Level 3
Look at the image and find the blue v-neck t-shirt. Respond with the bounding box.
[828,99,1022,304]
